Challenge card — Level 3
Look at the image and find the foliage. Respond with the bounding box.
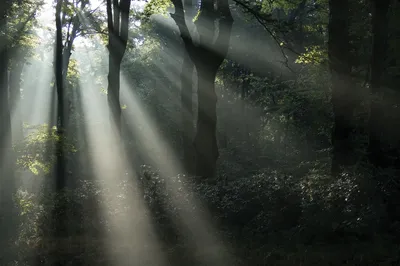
[260,0,304,14]
[11,165,399,265]
[295,45,327,65]
[13,124,77,176]
[8,0,43,60]
[142,0,172,20]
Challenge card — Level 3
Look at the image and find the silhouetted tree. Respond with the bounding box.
[0,0,17,263]
[106,0,131,137]
[171,0,234,179]
[328,0,357,176]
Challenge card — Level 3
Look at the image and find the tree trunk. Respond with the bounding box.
[0,0,17,262]
[368,0,390,168]
[50,3,69,254]
[194,63,219,179]
[241,68,250,140]
[107,54,122,137]
[328,0,356,176]
[181,51,195,175]
[171,0,233,179]
[55,0,66,191]
[106,0,130,139]
[368,0,395,224]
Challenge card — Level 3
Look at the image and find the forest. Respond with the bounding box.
[0,0,400,265]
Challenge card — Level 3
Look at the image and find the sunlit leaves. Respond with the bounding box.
[14,124,77,176]
[142,0,172,20]
[7,0,43,59]
[67,58,80,89]
[260,0,303,14]
[295,45,327,65]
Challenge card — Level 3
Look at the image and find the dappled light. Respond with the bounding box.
[1,0,400,265]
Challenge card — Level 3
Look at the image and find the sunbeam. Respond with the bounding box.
[75,40,168,266]
[119,71,236,265]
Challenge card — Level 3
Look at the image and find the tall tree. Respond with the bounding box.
[55,0,66,191]
[367,0,391,169]
[328,0,356,176]
[180,1,196,175]
[106,0,131,137]
[62,0,88,84]
[0,0,17,262]
[367,0,394,223]
[171,0,234,179]
[181,51,195,174]
[57,0,89,134]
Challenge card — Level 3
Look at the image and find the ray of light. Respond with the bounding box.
[74,40,168,266]
[120,71,236,265]
[8,29,56,196]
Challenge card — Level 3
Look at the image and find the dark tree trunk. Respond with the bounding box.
[368,0,396,224]
[179,0,196,175]
[0,0,17,262]
[49,3,69,254]
[108,56,122,136]
[241,68,250,140]
[181,51,195,174]
[368,0,390,168]
[171,0,233,179]
[328,0,356,176]
[194,62,220,178]
[55,0,66,191]
[61,1,86,134]
[106,0,131,138]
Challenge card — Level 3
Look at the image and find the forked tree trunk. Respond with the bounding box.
[171,0,233,179]
[106,0,130,139]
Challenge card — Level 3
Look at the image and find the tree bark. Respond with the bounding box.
[181,51,195,175]
[55,0,66,191]
[368,0,391,168]
[108,56,122,135]
[194,62,220,178]
[368,0,396,224]
[328,0,356,176]
[106,0,130,138]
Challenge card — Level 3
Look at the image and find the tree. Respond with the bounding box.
[106,0,131,137]
[55,0,66,191]
[367,0,391,169]
[328,0,357,176]
[367,0,395,224]
[180,1,196,175]
[171,0,234,179]
[0,0,17,262]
